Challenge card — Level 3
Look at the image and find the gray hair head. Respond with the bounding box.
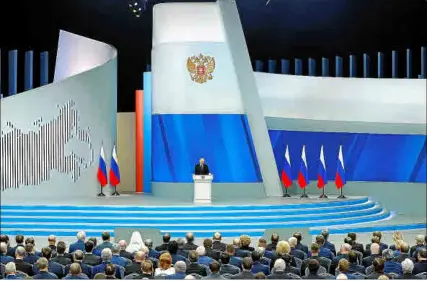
[77,231,86,241]
[144,239,153,248]
[101,248,113,262]
[401,258,414,274]
[5,262,16,275]
[177,238,186,247]
[273,258,286,271]
[196,246,206,256]
[36,257,49,270]
[233,238,241,247]
[141,246,149,254]
[416,235,425,244]
[111,243,120,254]
[382,249,394,260]
[256,247,265,257]
[70,263,82,275]
[337,273,348,280]
[0,242,7,254]
[15,246,25,258]
[370,243,380,255]
[288,237,297,248]
[118,240,127,250]
[175,261,187,273]
[341,243,352,253]
[185,275,196,280]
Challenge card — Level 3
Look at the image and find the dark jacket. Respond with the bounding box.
[148,249,160,259]
[330,254,349,274]
[250,261,270,276]
[33,260,64,279]
[267,271,293,279]
[384,260,403,275]
[166,272,186,279]
[323,241,336,256]
[65,262,92,278]
[119,250,134,261]
[348,263,365,275]
[1,254,14,264]
[201,273,225,280]
[290,248,306,261]
[206,249,221,261]
[212,241,226,252]
[125,261,142,276]
[69,240,86,253]
[194,164,210,175]
[183,243,198,251]
[23,253,40,264]
[186,262,207,276]
[32,271,58,279]
[266,243,277,252]
[13,259,33,276]
[351,243,364,255]
[63,274,90,279]
[302,273,325,279]
[219,264,240,275]
[155,244,169,252]
[300,256,330,276]
[362,254,381,268]
[91,262,124,279]
[413,260,427,275]
[229,256,242,269]
[51,255,72,266]
[231,270,254,279]
[82,253,101,266]
[295,243,309,255]
[395,273,422,279]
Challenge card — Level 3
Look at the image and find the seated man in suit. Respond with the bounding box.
[231,257,255,279]
[302,259,324,279]
[4,262,23,280]
[347,233,364,256]
[166,261,187,280]
[155,234,171,252]
[196,246,214,267]
[336,259,357,279]
[13,246,33,276]
[91,248,124,279]
[362,243,381,268]
[82,241,101,266]
[195,158,210,175]
[23,243,39,265]
[184,233,199,251]
[168,241,186,264]
[186,250,207,277]
[293,233,309,255]
[288,237,306,261]
[250,251,270,276]
[396,258,422,279]
[258,238,275,261]
[219,253,240,276]
[212,233,227,253]
[65,250,92,278]
[366,232,388,253]
[132,260,154,279]
[383,249,403,275]
[51,242,72,266]
[124,251,146,276]
[144,239,160,260]
[94,232,113,256]
[311,236,334,260]
[69,231,86,254]
[330,243,351,274]
[410,235,425,258]
[267,258,291,279]
[266,234,279,252]
[33,258,59,279]
[33,247,64,279]
[321,230,336,256]
[11,235,26,259]
[300,243,330,276]
[413,248,427,275]
[202,261,223,280]
[281,254,300,276]
[117,240,134,261]
[63,263,89,280]
[347,251,365,275]
[366,258,390,279]
[204,239,220,261]
[225,244,242,269]
[394,242,411,263]
[0,243,14,264]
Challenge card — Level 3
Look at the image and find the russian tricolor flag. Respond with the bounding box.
[97,146,108,187]
[297,145,309,189]
[317,145,328,189]
[335,145,346,189]
[281,145,293,188]
[110,145,121,187]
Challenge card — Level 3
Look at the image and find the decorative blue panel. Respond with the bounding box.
[308,58,316,76]
[322,58,329,77]
[152,114,262,183]
[350,55,356,77]
[255,60,264,72]
[281,59,290,74]
[25,51,34,91]
[335,56,343,77]
[40,51,49,86]
[295,59,303,75]
[269,130,426,183]
[377,52,384,78]
[268,59,277,73]
[143,72,152,193]
[421,47,426,79]
[363,54,370,78]
[406,49,412,78]
[8,50,17,95]
[392,50,398,78]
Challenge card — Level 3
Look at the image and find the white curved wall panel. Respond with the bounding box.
[255,73,427,124]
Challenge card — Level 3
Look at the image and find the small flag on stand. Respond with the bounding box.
[97,146,108,196]
[110,145,121,196]
[335,145,347,198]
[281,145,292,197]
[298,145,309,198]
[317,145,327,189]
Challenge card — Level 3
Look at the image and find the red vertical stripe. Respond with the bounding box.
[135,90,144,193]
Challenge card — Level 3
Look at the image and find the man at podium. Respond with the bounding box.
[194,158,210,175]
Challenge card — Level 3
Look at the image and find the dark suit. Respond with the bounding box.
[155,244,169,252]
[65,262,92,278]
[125,261,142,276]
[69,240,86,253]
[212,241,226,252]
[195,164,210,175]
[323,241,336,256]
[413,260,427,275]
[330,254,349,274]
[229,256,242,269]
[91,262,124,279]
[362,254,381,268]
[291,248,306,261]
[395,273,422,279]
[285,266,300,276]
[220,264,240,275]
[300,257,329,276]
[303,273,325,279]
[51,255,72,266]
[231,270,254,279]
[384,260,403,275]
[394,253,411,263]
[251,261,270,275]
[119,250,134,261]
[186,262,207,276]
[82,253,101,266]
[202,273,225,280]
[14,259,33,276]
[23,253,39,264]
[351,243,364,255]
[348,263,365,275]
[32,271,58,279]
[266,243,277,252]
[0,254,14,264]
[296,243,309,255]
[33,260,64,279]
[166,272,186,279]
[148,249,160,259]
[183,243,198,251]
[206,249,221,261]
[267,271,293,279]
[171,254,186,264]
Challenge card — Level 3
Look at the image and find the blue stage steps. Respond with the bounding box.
[0,197,417,238]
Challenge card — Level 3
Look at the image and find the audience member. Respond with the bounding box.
[168,241,186,264]
[365,258,387,279]
[135,260,154,279]
[0,243,14,264]
[303,259,323,279]
[94,232,113,255]
[394,242,410,263]
[12,235,25,259]
[186,250,207,276]
[124,251,146,276]
[63,262,89,279]
[4,262,22,280]
[91,248,123,279]
[111,244,130,268]
[413,248,427,275]
[166,261,186,279]
[155,234,171,252]
[301,243,330,276]
[267,258,289,279]
[347,251,365,275]
[219,252,239,275]
[231,257,254,279]
[225,244,242,269]
[82,241,101,266]
[65,250,92,278]
[395,258,421,279]
[47,235,57,255]
[52,241,72,266]
[288,237,306,261]
[293,232,309,254]
[281,253,300,276]
[382,249,403,275]
[33,257,58,279]
[255,272,266,279]
[33,247,64,278]
[322,230,337,255]
[212,233,226,252]
[239,235,254,255]
[196,246,213,267]
[13,246,33,276]
[250,250,270,276]
[336,273,348,280]
[184,233,198,251]
[266,234,279,252]
[117,240,133,261]
[144,239,160,259]
[362,243,381,268]
[337,259,356,279]
[154,252,175,276]
[330,244,351,274]
[105,264,117,279]
[70,231,86,253]
[177,238,189,258]
[410,235,425,258]
[347,233,364,255]
[312,235,334,260]
[23,243,39,264]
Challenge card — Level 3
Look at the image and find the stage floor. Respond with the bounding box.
[1,192,364,206]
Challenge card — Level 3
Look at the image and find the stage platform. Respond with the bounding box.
[1,194,425,241]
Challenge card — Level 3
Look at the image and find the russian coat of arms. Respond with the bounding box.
[186,54,216,84]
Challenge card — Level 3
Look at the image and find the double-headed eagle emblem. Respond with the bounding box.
[187,54,216,84]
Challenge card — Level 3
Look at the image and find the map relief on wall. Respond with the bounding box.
[0,100,94,191]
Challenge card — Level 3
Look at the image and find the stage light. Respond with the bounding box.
[127,0,148,18]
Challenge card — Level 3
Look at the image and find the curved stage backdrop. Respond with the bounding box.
[0,30,118,199]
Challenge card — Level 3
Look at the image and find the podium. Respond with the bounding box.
[192,174,213,204]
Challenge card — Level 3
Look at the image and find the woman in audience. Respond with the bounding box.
[154,252,175,276]
[390,232,405,251]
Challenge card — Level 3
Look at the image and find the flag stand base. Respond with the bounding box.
[97,192,105,197]
[283,188,291,197]
[300,194,309,198]
[112,186,120,196]
[337,188,346,199]
[319,193,328,198]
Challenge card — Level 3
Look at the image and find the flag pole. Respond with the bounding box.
[283,186,291,197]
[300,187,309,198]
[98,184,105,197]
[319,186,328,198]
[337,187,346,199]
[112,185,120,196]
